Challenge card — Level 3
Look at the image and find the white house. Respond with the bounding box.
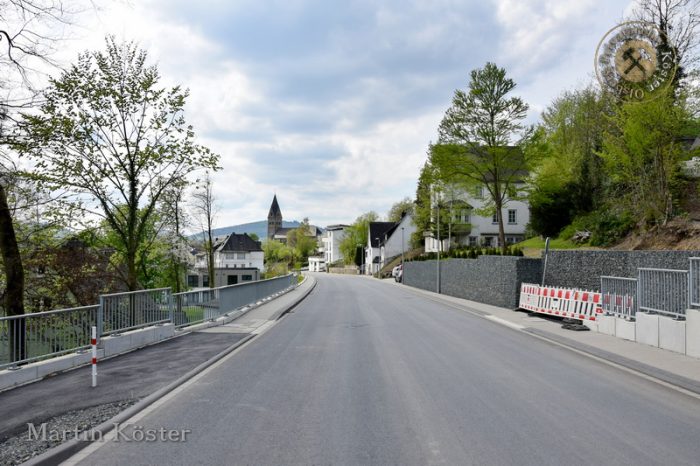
[308,256,326,272]
[379,213,416,267]
[189,233,265,288]
[322,224,350,265]
[424,182,530,252]
[364,214,416,275]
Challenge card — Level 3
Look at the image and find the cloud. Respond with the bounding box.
[52,0,638,228]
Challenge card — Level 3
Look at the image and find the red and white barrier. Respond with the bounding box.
[91,326,97,387]
[519,283,603,321]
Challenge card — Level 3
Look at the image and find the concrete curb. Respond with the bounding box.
[523,328,700,396]
[392,279,700,397]
[272,275,316,321]
[23,333,255,466]
[23,276,317,465]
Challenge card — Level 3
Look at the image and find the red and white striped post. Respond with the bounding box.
[91,326,97,387]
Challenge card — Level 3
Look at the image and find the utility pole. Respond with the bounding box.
[436,198,441,294]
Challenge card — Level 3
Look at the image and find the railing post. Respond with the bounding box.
[169,291,174,324]
[97,295,104,340]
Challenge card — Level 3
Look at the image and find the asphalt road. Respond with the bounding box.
[72,274,700,466]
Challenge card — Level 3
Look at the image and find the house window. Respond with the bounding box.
[236,252,247,260]
[202,275,209,287]
[483,237,493,247]
[453,209,470,224]
[492,213,498,224]
[242,274,253,281]
[508,209,517,224]
[469,236,478,246]
[187,275,198,287]
[227,275,238,285]
[473,185,483,199]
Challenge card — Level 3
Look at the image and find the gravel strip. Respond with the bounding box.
[0,399,137,465]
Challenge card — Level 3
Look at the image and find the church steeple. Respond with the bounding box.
[267,195,283,240]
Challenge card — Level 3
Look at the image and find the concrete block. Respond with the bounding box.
[658,316,686,354]
[102,334,132,357]
[128,327,156,348]
[582,319,598,332]
[686,308,700,358]
[636,312,660,347]
[615,317,636,341]
[0,365,39,391]
[597,315,616,336]
[155,323,174,340]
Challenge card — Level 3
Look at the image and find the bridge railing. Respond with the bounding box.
[1,274,297,368]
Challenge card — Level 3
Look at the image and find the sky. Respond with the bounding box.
[55,0,635,228]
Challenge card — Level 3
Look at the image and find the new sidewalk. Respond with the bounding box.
[386,278,700,395]
[0,275,316,442]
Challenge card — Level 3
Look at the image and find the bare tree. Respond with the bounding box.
[634,0,700,77]
[191,173,218,289]
[0,0,78,362]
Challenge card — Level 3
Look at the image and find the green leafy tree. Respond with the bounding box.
[287,218,317,261]
[386,197,414,223]
[18,38,219,290]
[339,211,378,265]
[600,93,690,226]
[432,62,531,253]
[528,87,611,237]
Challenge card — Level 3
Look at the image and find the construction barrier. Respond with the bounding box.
[519,283,603,321]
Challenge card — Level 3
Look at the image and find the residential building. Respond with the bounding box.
[188,233,264,288]
[378,213,416,268]
[424,182,530,252]
[322,224,350,265]
[365,222,397,275]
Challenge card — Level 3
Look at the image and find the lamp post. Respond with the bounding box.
[401,227,405,266]
[437,200,441,294]
[375,237,380,278]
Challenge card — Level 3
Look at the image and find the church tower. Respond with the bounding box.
[267,195,283,240]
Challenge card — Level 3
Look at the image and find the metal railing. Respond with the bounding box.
[600,276,638,319]
[99,288,172,336]
[172,288,220,328]
[690,257,700,309]
[0,305,99,370]
[0,274,298,369]
[172,274,297,328]
[637,268,689,319]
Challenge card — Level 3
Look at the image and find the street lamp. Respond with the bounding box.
[436,200,441,294]
[375,237,380,278]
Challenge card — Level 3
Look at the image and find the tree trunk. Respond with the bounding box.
[495,200,507,255]
[0,183,26,362]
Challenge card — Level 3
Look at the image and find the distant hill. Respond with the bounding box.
[189,220,301,241]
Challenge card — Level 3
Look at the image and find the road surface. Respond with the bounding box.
[71,273,700,465]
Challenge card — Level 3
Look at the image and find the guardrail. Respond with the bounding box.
[1,274,297,369]
[638,268,689,319]
[172,274,296,327]
[100,288,172,336]
[0,305,99,370]
[690,257,700,309]
[600,276,637,319]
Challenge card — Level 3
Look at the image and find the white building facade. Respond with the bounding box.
[322,224,349,265]
[424,183,530,252]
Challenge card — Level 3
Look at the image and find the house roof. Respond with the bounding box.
[368,222,396,247]
[325,224,350,231]
[214,233,262,252]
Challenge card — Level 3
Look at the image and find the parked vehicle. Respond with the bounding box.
[394,264,403,282]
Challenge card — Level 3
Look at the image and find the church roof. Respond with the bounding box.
[268,195,282,218]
